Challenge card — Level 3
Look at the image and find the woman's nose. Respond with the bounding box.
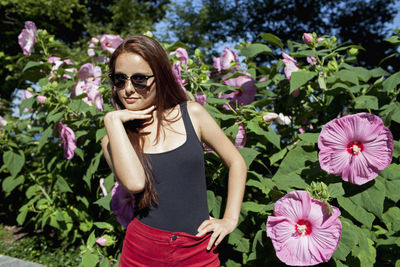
[125,79,135,94]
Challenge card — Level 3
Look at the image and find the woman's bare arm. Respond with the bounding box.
[188,101,247,250]
[101,105,155,193]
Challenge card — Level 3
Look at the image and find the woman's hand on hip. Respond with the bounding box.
[196,216,237,251]
[104,105,155,124]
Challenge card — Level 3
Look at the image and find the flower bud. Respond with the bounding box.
[303,33,313,44]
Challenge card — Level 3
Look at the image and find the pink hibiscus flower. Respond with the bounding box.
[58,122,77,160]
[266,190,342,266]
[318,113,393,185]
[18,21,37,56]
[213,47,240,72]
[100,34,123,54]
[220,72,257,107]
[170,48,189,66]
[282,51,299,80]
[111,181,135,228]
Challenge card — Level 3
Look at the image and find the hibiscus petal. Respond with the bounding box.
[362,127,393,171]
[309,220,342,262]
[346,152,379,185]
[319,149,351,176]
[274,191,311,222]
[266,216,296,251]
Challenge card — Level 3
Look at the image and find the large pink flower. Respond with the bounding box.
[266,190,342,266]
[213,47,240,72]
[170,48,189,66]
[282,51,299,80]
[100,34,123,54]
[111,181,135,228]
[220,72,257,107]
[318,113,393,185]
[58,122,77,160]
[18,21,37,56]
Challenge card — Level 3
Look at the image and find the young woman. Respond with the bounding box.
[101,35,247,266]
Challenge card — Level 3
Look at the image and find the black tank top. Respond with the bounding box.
[136,101,210,235]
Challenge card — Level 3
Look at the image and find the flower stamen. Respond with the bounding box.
[347,141,363,155]
[295,219,312,236]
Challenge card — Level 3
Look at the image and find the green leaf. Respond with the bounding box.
[382,71,400,92]
[81,252,99,267]
[56,175,73,193]
[23,61,42,72]
[348,178,385,217]
[382,207,400,232]
[290,70,317,93]
[3,150,25,177]
[337,196,375,228]
[328,182,345,198]
[272,145,316,191]
[336,70,359,85]
[46,108,64,123]
[241,202,270,214]
[259,33,284,48]
[269,147,287,165]
[240,43,272,58]
[94,222,114,231]
[354,95,379,110]
[265,126,281,149]
[94,195,112,211]
[19,97,35,115]
[96,128,106,142]
[333,218,358,260]
[298,133,319,143]
[353,232,376,267]
[17,206,29,225]
[238,147,260,168]
[68,99,91,114]
[86,231,96,249]
[379,164,400,180]
[2,175,25,196]
[74,148,84,161]
[384,35,400,45]
[207,190,222,218]
[38,126,53,151]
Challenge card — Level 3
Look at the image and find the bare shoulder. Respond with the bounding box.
[186,101,209,121]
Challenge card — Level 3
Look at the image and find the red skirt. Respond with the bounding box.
[119,218,220,267]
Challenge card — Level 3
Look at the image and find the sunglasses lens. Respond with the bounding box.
[113,74,127,89]
[131,75,150,92]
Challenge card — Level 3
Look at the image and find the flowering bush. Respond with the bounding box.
[1,22,399,266]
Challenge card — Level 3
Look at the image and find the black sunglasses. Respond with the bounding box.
[109,73,155,93]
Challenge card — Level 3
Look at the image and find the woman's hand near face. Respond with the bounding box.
[104,105,155,124]
[102,105,156,193]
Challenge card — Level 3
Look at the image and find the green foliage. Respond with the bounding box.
[1,22,400,267]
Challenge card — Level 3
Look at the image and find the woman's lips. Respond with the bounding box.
[124,97,139,104]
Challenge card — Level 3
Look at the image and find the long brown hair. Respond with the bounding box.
[109,35,188,209]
